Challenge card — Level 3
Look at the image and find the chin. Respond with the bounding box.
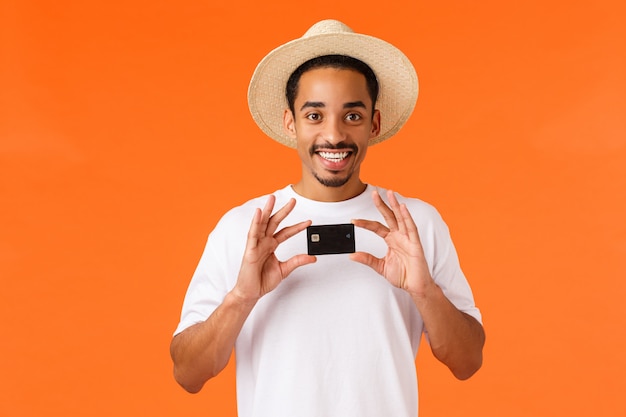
[314,173,351,188]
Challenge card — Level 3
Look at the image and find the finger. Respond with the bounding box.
[273,219,312,244]
[351,218,389,238]
[280,254,317,277]
[246,208,263,249]
[258,195,277,234]
[399,203,421,243]
[349,251,384,276]
[387,190,420,243]
[266,198,296,236]
[387,190,413,235]
[372,190,398,230]
[387,190,408,235]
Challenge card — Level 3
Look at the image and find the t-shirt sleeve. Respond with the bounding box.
[172,205,253,336]
[429,209,482,324]
[173,232,231,336]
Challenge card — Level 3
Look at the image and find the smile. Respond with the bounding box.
[317,151,351,162]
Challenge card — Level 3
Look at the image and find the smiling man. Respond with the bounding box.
[170,20,485,417]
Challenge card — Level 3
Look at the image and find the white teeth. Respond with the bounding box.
[318,151,349,162]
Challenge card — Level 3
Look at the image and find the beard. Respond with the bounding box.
[309,141,359,188]
[313,171,353,188]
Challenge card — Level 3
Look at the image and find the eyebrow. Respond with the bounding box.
[299,100,368,111]
[300,101,324,111]
[343,101,367,109]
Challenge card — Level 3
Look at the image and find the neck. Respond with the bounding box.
[292,177,367,202]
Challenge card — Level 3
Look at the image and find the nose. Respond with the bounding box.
[320,117,346,144]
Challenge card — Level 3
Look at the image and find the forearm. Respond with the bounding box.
[170,291,256,393]
[412,283,485,380]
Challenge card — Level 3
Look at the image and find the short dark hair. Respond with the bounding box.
[285,54,379,115]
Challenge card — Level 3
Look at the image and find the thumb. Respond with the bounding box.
[280,254,317,277]
[349,252,384,275]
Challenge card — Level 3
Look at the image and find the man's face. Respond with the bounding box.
[283,67,380,193]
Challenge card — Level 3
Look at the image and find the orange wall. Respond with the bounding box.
[1,1,625,416]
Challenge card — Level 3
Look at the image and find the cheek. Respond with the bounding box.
[356,145,368,162]
[296,140,312,161]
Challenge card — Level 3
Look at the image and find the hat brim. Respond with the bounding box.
[248,30,418,148]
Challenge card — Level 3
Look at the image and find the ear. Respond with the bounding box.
[369,109,381,138]
[283,109,297,139]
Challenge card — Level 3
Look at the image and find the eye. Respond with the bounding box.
[306,112,322,121]
[345,113,362,122]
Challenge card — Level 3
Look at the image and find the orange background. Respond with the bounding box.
[1,1,625,416]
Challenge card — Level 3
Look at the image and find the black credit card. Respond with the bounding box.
[306,224,355,255]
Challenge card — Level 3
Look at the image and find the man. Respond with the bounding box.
[171,19,485,417]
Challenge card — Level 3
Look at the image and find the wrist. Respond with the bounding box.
[406,278,440,302]
[227,287,260,310]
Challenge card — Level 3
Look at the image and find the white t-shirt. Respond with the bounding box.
[175,185,481,417]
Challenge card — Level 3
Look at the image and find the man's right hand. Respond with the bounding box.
[171,195,314,393]
[231,195,316,305]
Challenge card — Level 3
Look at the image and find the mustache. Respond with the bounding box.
[310,142,359,156]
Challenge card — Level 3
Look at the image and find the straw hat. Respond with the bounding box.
[247,19,419,148]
